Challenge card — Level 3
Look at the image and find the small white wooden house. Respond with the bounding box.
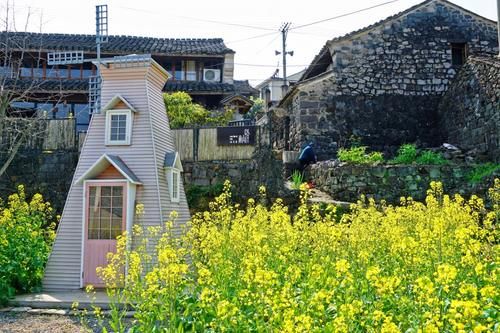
[43,56,190,290]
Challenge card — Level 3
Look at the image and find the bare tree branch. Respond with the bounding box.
[0,3,70,179]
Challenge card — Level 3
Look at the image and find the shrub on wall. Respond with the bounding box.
[338,146,384,164]
[0,186,56,305]
[467,163,500,184]
[94,180,499,332]
[390,144,418,164]
[390,144,448,165]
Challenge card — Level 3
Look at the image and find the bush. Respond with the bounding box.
[95,179,499,332]
[338,146,383,164]
[185,183,224,213]
[163,92,233,128]
[415,150,448,165]
[0,186,56,305]
[468,163,500,184]
[390,143,418,164]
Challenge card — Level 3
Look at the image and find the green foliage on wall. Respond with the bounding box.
[338,146,384,164]
[467,163,500,184]
[390,144,448,166]
[390,144,418,164]
[163,92,233,128]
[415,151,448,165]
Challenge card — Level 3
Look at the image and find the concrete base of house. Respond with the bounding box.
[10,291,110,310]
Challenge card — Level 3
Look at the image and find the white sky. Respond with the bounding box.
[3,0,497,86]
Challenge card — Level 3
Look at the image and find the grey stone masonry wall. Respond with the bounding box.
[439,56,500,162]
[0,150,78,212]
[182,149,287,204]
[308,161,499,204]
[284,1,498,159]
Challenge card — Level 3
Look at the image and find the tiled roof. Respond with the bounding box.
[164,80,258,96]
[1,31,234,56]
[5,78,256,96]
[164,80,235,93]
[233,80,259,96]
[3,78,88,93]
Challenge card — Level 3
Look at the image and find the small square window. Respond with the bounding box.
[105,110,132,145]
[451,43,467,67]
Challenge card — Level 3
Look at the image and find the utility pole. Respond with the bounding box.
[276,22,293,92]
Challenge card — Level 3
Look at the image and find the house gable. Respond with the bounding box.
[96,164,124,180]
[299,0,497,83]
[103,94,138,112]
[76,154,142,185]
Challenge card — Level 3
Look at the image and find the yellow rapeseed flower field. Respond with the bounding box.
[97,179,499,332]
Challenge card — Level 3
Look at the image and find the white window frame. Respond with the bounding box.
[168,169,180,203]
[105,109,132,146]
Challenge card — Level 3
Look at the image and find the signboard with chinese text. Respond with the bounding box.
[216,126,256,146]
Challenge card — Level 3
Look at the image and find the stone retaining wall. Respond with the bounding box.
[0,150,79,212]
[182,149,286,203]
[308,162,499,203]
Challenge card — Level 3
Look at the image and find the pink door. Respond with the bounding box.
[84,182,126,287]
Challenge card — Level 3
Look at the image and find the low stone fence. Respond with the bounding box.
[308,162,499,203]
[182,149,287,204]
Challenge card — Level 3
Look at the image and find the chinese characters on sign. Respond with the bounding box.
[217,126,256,146]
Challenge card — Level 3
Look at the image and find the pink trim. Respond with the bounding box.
[83,181,127,287]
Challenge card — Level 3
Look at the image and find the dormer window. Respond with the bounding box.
[102,94,137,146]
[164,151,183,203]
[105,109,132,145]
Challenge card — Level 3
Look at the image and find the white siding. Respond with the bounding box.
[43,60,190,290]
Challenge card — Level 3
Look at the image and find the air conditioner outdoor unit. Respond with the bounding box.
[203,69,221,82]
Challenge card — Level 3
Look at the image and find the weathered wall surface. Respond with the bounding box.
[182,149,286,202]
[308,161,499,203]
[0,150,78,212]
[283,1,498,159]
[439,56,500,162]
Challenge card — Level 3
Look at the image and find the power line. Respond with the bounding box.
[225,31,279,44]
[255,33,281,55]
[289,0,401,30]
[116,5,277,32]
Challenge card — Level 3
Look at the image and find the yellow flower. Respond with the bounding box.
[335,259,350,276]
[435,264,457,285]
[135,203,145,216]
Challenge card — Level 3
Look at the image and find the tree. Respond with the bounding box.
[0,4,64,179]
[163,91,232,128]
[244,97,265,120]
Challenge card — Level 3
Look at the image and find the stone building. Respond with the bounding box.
[439,56,500,162]
[277,0,498,160]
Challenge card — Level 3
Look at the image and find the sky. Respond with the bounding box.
[2,0,497,86]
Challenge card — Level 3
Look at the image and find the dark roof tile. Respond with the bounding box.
[4,78,88,93]
[1,31,234,56]
[163,80,257,96]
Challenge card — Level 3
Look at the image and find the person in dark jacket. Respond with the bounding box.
[298,142,317,173]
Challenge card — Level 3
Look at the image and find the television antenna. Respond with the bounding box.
[47,5,108,114]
